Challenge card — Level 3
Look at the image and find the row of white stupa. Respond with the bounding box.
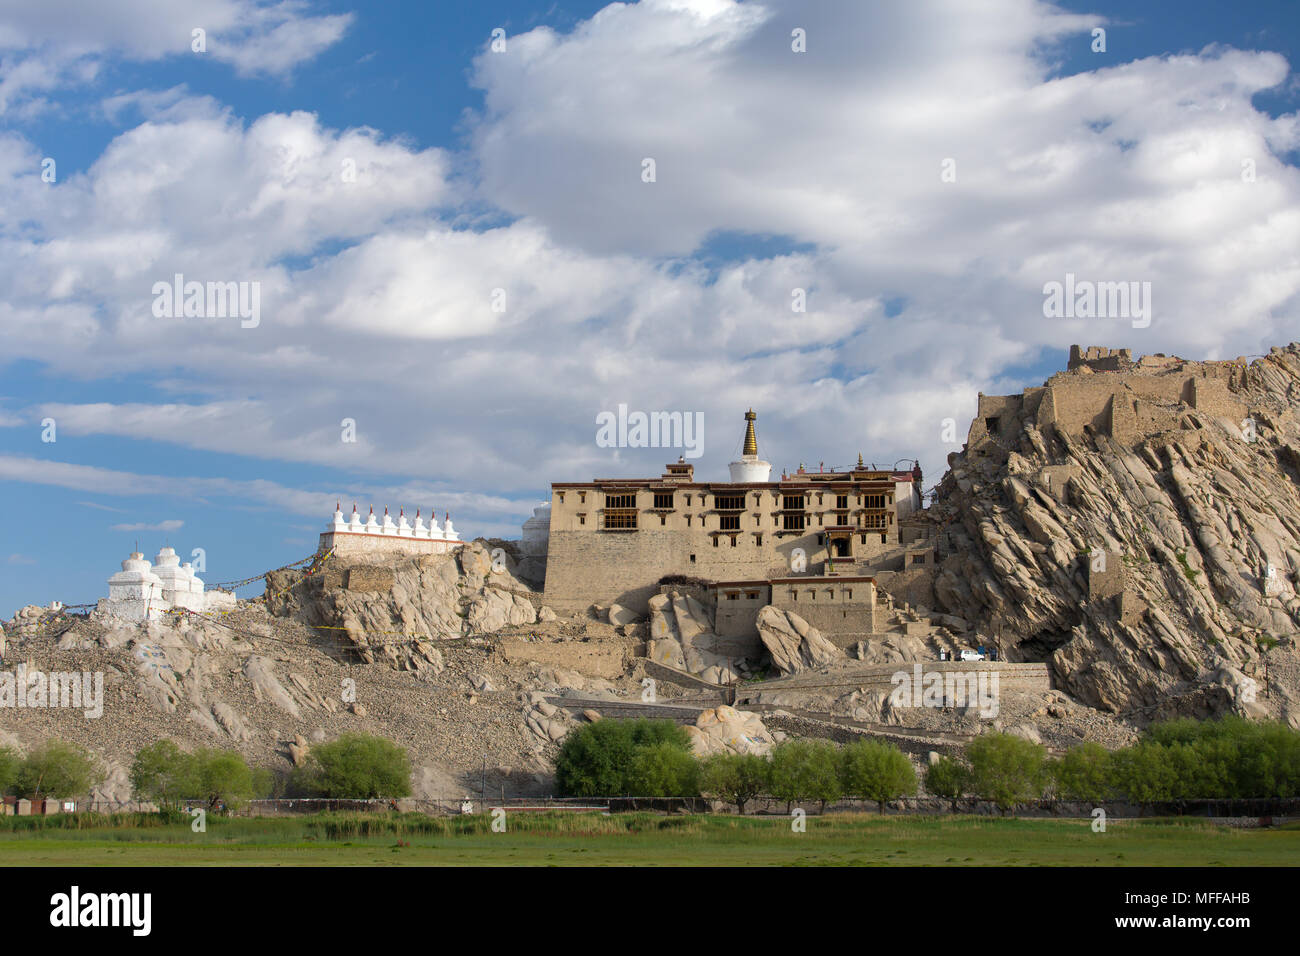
[329,504,460,540]
[104,546,236,622]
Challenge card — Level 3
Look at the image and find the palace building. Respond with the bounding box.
[540,410,926,615]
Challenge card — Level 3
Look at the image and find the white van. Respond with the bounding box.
[958,649,985,662]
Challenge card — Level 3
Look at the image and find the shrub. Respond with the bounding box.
[554,719,691,797]
[1051,742,1113,803]
[769,739,843,812]
[966,733,1047,813]
[15,740,103,799]
[925,756,969,812]
[699,753,770,814]
[130,741,261,810]
[627,741,701,798]
[292,733,412,799]
[0,747,21,795]
[839,740,917,813]
[129,740,196,809]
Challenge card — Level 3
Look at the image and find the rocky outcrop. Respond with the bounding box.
[647,590,744,682]
[927,343,1300,720]
[266,540,534,673]
[756,606,844,675]
[685,706,775,757]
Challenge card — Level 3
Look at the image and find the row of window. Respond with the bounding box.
[557,490,894,510]
[593,511,887,532]
[722,588,858,601]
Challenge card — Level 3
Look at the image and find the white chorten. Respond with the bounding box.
[728,409,772,483]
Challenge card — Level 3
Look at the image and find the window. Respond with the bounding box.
[866,513,886,529]
[719,514,740,531]
[714,494,745,510]
[746,590,760,600]
[727,592,739,601]
[579,514,585,525]
[730,536,737,547]
[836,494,848,509]
[783,513,806,531]
[690,554,696,563]
[756,534,763,546]
[783,494,804,511]
[864,494,886,509]
[659,515,666,525]
[911,554,926,565]
[579,491,586,504]
[845,589,853,599]
[860,534,866,544]
[603,492,637,530]
[557,492,565,503]
[986,416,1000,434]
[789,590,797,600]
[653,492,674,509]
[713,537,719,547]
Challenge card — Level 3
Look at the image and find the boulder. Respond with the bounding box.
[756,606,844,675]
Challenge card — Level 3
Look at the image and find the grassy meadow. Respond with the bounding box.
[0,811,1296,866]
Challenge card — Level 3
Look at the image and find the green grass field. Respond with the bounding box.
[1,812,1297,866]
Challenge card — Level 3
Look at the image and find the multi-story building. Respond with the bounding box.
[541,410,924,614]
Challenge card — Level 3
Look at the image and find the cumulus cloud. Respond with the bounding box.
[0,0,351,112]
[0,0,1298,537]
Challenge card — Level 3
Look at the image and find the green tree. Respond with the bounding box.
[925,756,969,812]
[840,740,917,813]
[293,733,412,799]
[16,740,103,799]
[554,719,691,797]
[129,740,198,809]
[1052,742,1113,803]
[769,739,843,812]
[966,733,1047,814]
[191,749,256,810]
[0,747,21,796]
[699,753,770,814]
[627,741,700,798]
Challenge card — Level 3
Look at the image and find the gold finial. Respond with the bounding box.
[857,452,864,469]
[742,408,758,457]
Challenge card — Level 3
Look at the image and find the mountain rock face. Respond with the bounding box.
[922,344,1300,724]
[265,540,538,675]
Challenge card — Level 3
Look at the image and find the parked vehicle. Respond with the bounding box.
[958,648,985,662]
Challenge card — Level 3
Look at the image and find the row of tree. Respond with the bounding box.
[1,733,415,807]
[0,740,103,799]
[130,733,413,808]
[554,719,918,811]
[556,716,1300,813]
[928,716,1300,811]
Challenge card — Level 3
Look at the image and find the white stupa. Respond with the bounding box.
[728,409,772,483]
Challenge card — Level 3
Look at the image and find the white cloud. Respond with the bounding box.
[0,0,351,112]
[110,519,185,532]
[0,0,1297,526]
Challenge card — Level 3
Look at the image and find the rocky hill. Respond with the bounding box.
[4,344,1299,803]
[921,343,1300,725]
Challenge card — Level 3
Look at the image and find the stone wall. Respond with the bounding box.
[497,636,637,680]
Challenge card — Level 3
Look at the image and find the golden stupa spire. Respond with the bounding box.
[857,452,864,469]
[742,409,758,457]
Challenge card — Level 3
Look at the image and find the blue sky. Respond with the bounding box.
[1,0,1298,616]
